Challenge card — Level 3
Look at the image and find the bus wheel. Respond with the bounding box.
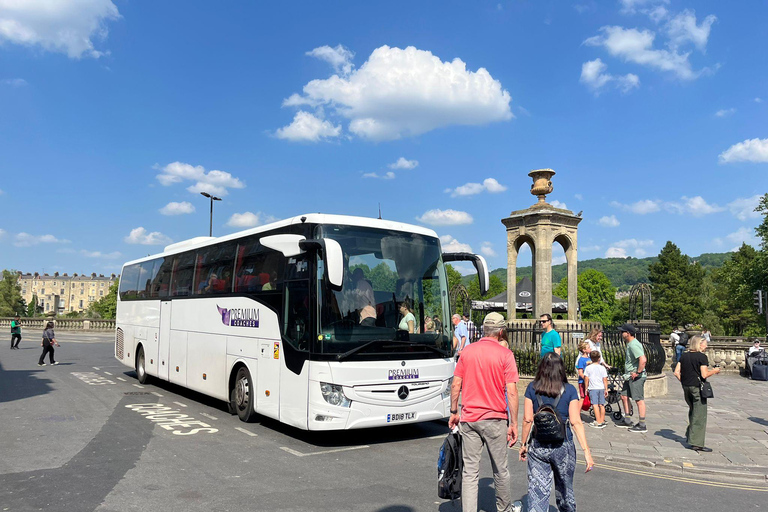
[231,366,255,422]
[136,346,149,385]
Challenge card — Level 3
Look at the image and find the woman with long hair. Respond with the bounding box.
[38,321,60,366]
[519,352,594,512]
[674,335,720,452]
[586,327,608,367]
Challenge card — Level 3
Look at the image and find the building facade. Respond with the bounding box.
[17,272,118,314]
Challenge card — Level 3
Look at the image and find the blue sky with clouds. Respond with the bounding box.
[0,0,766,276]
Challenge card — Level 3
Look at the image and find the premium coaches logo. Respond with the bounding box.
[217,306,259,328]
[388,368,419,380]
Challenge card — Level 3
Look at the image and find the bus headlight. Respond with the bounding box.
[320,382,351,408]
[442,377,453,399]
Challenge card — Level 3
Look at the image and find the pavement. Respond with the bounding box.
[2,332,768,512]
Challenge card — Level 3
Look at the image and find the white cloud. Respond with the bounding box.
[480,241,497,257]
[417,209,473,226]
[605,238,653,258]
[619,0,668,15]
[719,138,768,164]
[726,227,759,250]
[647,6,669,23]
[0,0,120,59]
[665,10,717,52]
[715,108,735,117]
[225,212,275,229]
[155,161,245,197]
[580,58,640,94]
[124,227,172,246]
[550,200,568,210]
[439,235,473,253]
[159,201,195,216]
[362,171,395,180]
[281,45,513,141]
[580,244,602,252]
[447,262,476,276]
[388,157,419,170]
[1,78,26,87]
[599,215,620,227]
[275,111,342,142]
[446,178,507,197]
[666,196,724,216]
[306,44,355,76]
[14,233,70,247]
[0,228,6,239]
[756,98,763,104]
[81,250,121,259]
[611,199,661,214]
[575,194,584,200]
[584,24,713,80]
[552,255,568,265]
[728,195,762,221]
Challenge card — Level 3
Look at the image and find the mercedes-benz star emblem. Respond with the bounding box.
[401,361,406,366]
[398,386,409,400]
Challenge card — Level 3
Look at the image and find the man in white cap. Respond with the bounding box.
[449,312,519,512]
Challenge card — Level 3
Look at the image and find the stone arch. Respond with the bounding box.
[506,233,537,320]
[552,232,578,320]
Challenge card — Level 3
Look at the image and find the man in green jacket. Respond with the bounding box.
[10,314,22,349]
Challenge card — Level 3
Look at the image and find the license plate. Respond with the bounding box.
[387,412,416,423]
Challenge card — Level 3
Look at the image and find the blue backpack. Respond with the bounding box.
[437,430,463,500]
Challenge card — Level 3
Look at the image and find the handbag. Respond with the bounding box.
[700,378,714,399]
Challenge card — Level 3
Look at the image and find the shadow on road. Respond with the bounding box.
[748,416,768,427]
[0,359,56,404]
[655,428,687,447]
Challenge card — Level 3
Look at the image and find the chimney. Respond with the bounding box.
[34,272,39,277]
[63,273,68,276]
[99,274,104,278]
[73,273,78,277]
[54,272,59,277]
[111,274,116,279]
[91,273,96,278]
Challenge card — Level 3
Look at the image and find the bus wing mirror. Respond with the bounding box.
[260,234,306,257]
[323,239,344,289]
[443,253,490,295]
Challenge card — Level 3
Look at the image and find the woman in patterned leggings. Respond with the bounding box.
[519,353,594,512]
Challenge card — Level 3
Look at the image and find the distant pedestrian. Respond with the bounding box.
[585,328,608,367]
[674,335,720,452]
[539,314,561,358]
[449,312,519,512]
[701,329,711,343]
[519,353,594,512]
[584,351,609,428]
[463,314,477,342]
[575,342,591,413]
[674,327,688,365]
[10,314,22,349]
[452,314,469,359]
[38,321,60,366]
[669,328,680,364]
[616,323,647,433]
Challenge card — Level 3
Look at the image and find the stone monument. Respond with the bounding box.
[501,169,582,320]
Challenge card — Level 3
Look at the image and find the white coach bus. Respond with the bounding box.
[115,214,488,430]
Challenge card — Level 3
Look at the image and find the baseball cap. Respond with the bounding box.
[483,312,507,330]
[618,323,636,336]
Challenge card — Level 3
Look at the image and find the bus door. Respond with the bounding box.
[157,300,171,381]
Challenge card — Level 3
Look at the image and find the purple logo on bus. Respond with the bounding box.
[217,306,259,328]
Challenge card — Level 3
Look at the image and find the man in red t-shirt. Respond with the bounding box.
[449,312,519,512]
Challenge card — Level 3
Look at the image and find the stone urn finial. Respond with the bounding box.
[529,169,555,204]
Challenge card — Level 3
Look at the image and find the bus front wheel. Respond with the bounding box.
[231,366,256,422]
[136,346,149,385]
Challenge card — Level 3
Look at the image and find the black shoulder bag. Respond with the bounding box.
[700,355,714,399]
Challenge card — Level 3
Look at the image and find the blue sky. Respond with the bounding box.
[0,0,766,277]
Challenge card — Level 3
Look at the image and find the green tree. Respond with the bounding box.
[553,276,568,300]
[711,244,763,335]
[466,274,506,301]
[578,269,616,325]
[27,294,38,317]
[649,242,705,333]
[89,279,119,319]
[0,270,26,317]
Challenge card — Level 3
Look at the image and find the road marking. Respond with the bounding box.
[133,384,145,389]
[235,427,258,437]
[116,377,126,381]
[173,401,187,408]
[151,391,163,397]
[280,445,369,457]
[92,367,100,370]
[201,413,218,420]
[125,403,218,435]
[71,372,116,386]
[103,371,112,376]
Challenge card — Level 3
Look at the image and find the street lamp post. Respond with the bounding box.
[200,192,222,237]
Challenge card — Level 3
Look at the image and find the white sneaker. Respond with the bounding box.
[52,362,59,365]
[38,363,46,366]
[588,422,600,428]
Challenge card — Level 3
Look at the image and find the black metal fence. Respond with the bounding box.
[507,320,665,377]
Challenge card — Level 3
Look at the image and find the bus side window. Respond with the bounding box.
[171,252,196,297]
[119,264,141,300]
[150,257,173,298]
[195,243,236,295]
[136,260,157,299]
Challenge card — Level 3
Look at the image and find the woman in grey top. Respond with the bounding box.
[38,321,60,366]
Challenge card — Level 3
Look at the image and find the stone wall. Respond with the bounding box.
[0,317,115,331]
[661,339,753,373]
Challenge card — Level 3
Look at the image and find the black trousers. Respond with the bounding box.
[39,344,55,364]
[11,334,21,348]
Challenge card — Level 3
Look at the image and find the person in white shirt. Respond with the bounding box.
[750,341,763,356]
[584,351,609,428]
[586,328,610,368]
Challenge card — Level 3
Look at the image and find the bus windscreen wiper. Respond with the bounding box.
[337,340,450,361]
[336,340,389,361]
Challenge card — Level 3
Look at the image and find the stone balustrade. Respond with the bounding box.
[0,317,115,331]
[661,338,756,373]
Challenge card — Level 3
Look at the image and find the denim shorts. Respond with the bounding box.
[588,389,606,405]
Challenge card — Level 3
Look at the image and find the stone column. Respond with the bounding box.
[506,237,518,320]
[567,246,578,320]
[534,227,551,318]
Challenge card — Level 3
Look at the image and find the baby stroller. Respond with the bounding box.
[589,367,633,420]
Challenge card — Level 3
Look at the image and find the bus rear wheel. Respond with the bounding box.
[231,366,256,422]
[136,346,149,384]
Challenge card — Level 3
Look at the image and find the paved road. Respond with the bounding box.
[0,333,764,511]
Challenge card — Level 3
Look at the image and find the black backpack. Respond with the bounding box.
[533,388,567,444]
[679,332,689,347]
[437,430,463,500]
